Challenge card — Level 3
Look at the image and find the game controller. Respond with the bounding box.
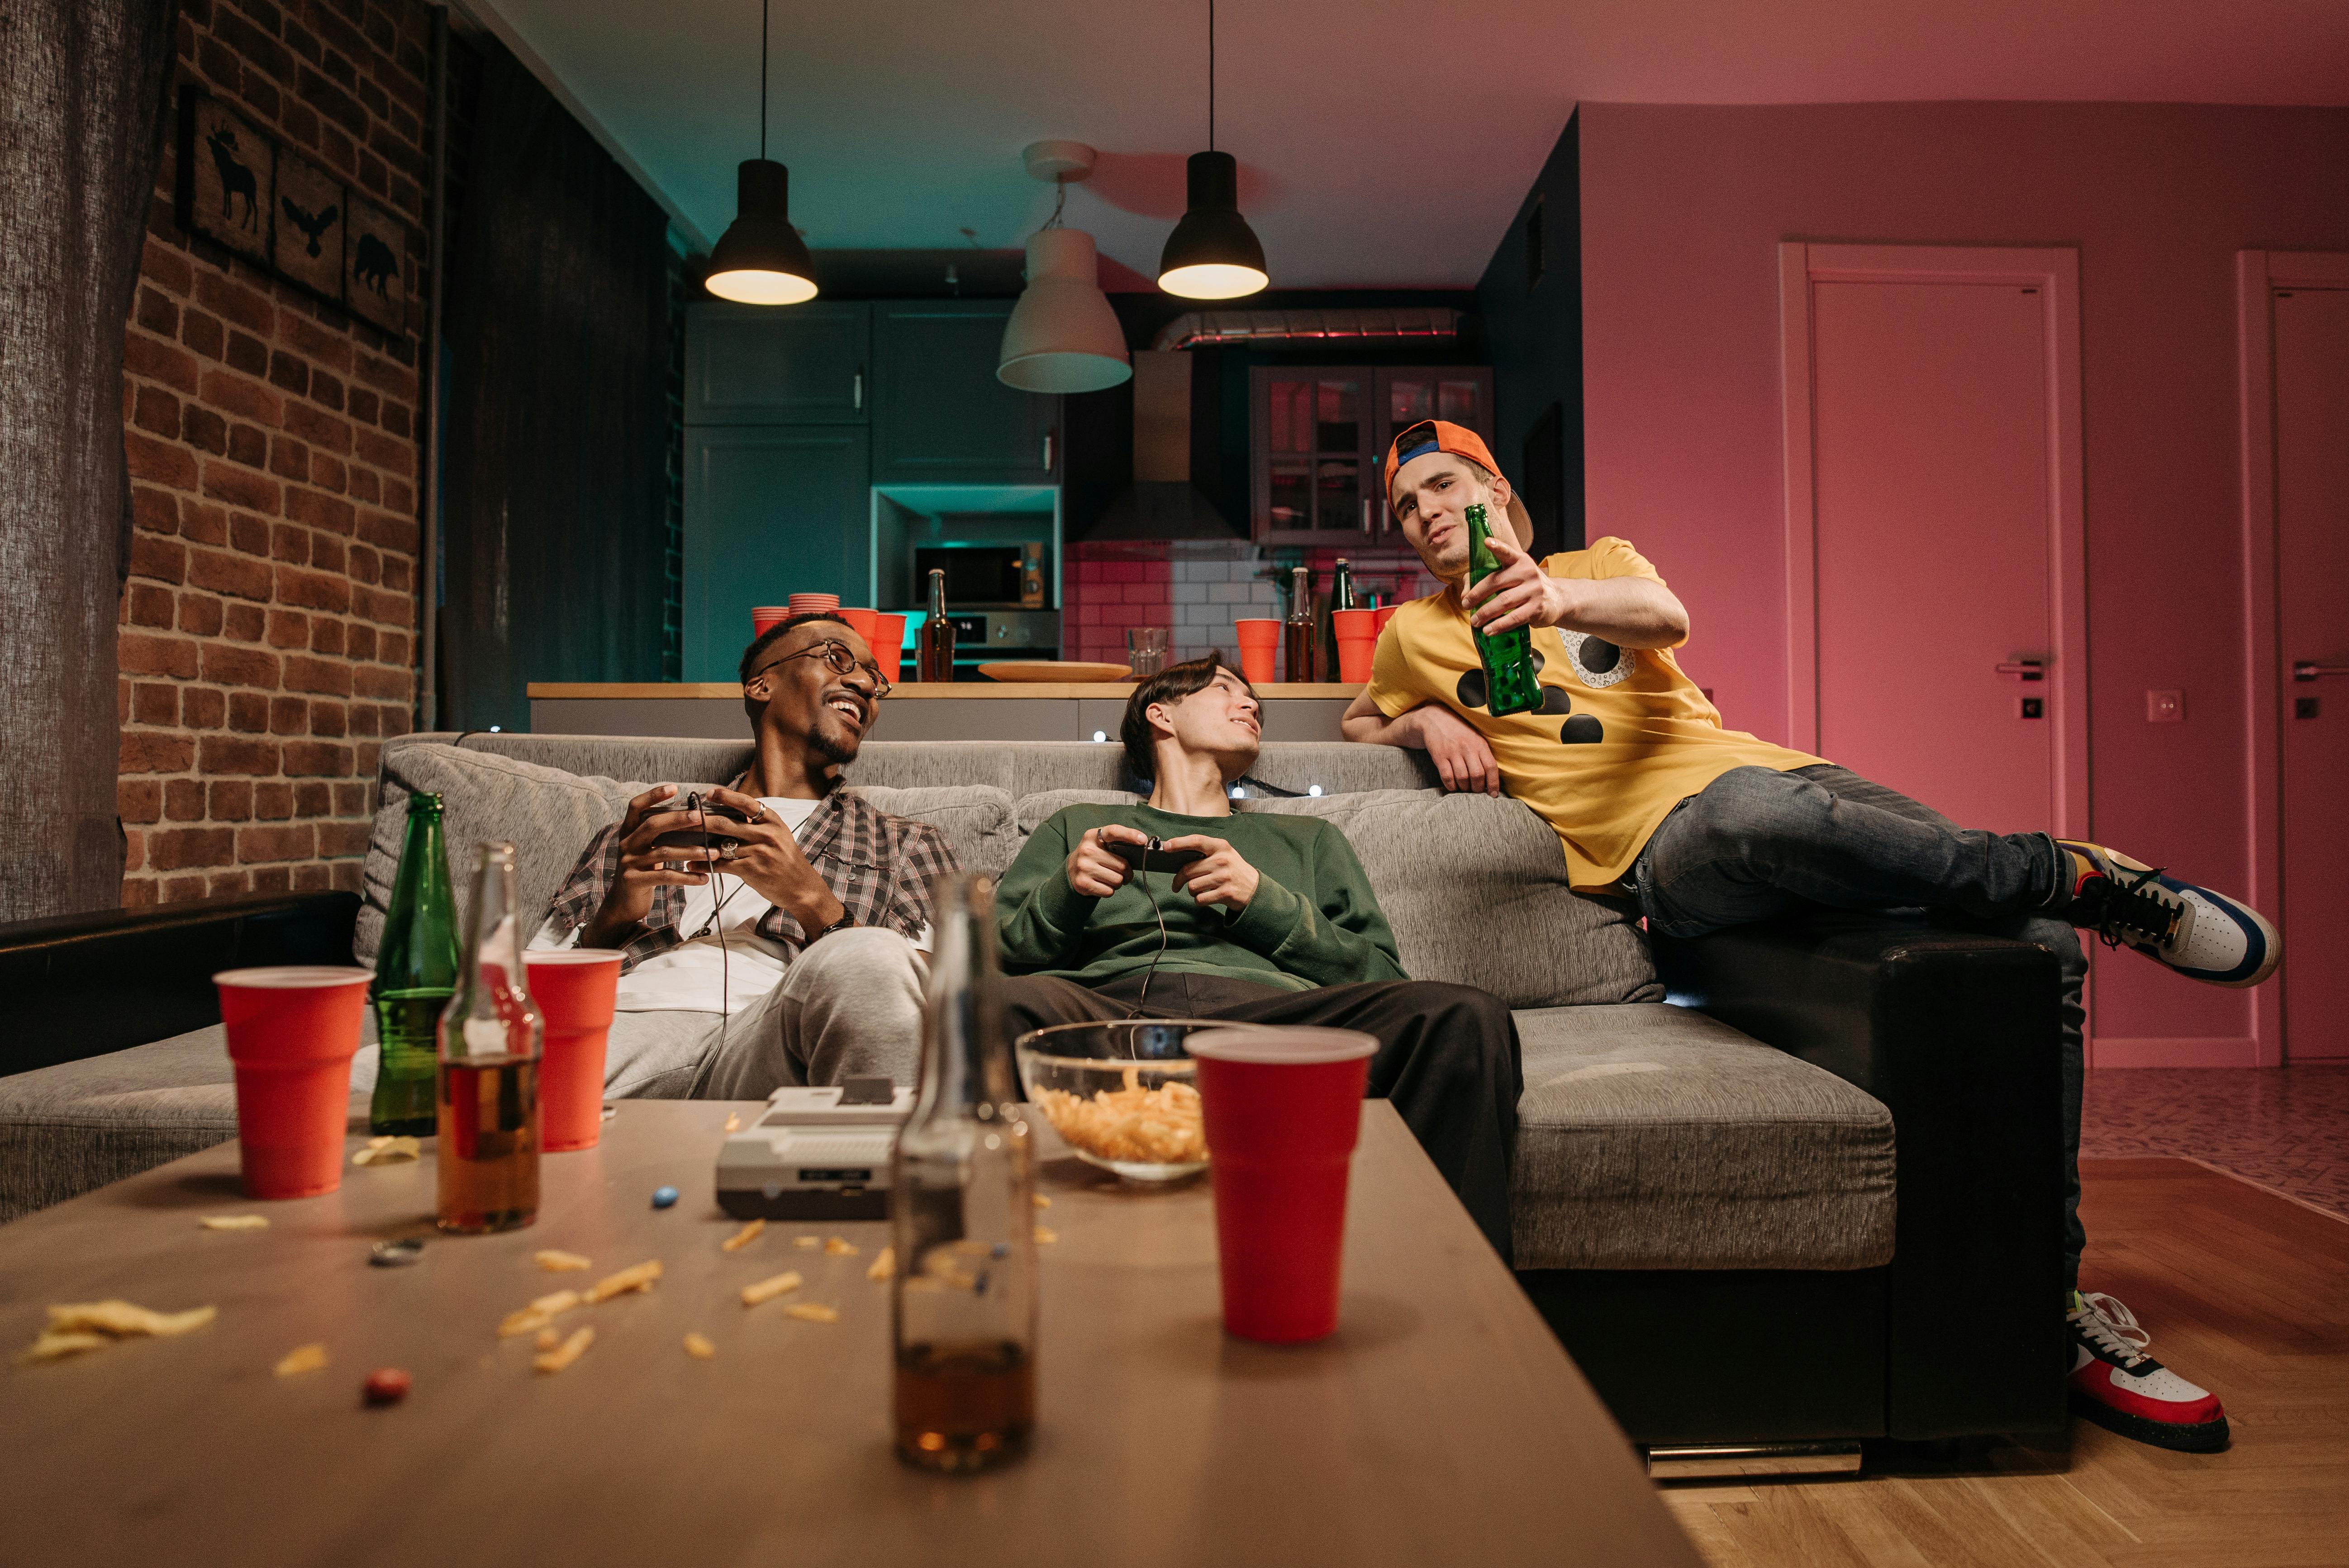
[650,790,756,851]
[1108,836,1206,875]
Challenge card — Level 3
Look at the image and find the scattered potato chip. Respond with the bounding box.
[866,1246,895,1282]
[199,1214,269,1231]
[535,1328,559,1351]
[683,1332,716,1359]
[498,1289,583,1338]
[583,1260,663,1305]
[1034,1226,1058,1245]
[783,1303,839,1325]
[352,1136,421,1167]
[533,1326,593,1374]
[48,1301,218,1338]
[794,1235,821,1250]
[19,1330,110,1364]
[1032,1194,1051,1210]
[823,1236,857,1257]
[534,1250,592,1272]
[741,1270,803,1307]
[723,1112,742,1133]
[721,1219,766,1253]
[274,1343,328,1378]
[1034,1077,1205,1166]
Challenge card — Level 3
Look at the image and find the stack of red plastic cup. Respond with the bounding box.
[1233,620,1280,685]
[522,949,623,1151]
[214,966,375,1199]
[1184,1026,1378,1343]
[752,606,791,638]
[788,593,840,615]
[1331,608,1379,683]
[872,614,906,686]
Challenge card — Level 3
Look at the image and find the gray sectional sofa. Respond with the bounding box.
[0,732,2066,1452]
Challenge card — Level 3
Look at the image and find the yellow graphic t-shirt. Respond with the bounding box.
[1363,537,1824,891]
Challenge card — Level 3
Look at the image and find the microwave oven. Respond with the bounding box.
[913,543,1047,609]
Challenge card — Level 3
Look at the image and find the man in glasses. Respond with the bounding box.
[532,612,957,1096]
[1343,420,2277,1454]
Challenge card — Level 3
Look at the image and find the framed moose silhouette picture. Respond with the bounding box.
[177,91,275,268]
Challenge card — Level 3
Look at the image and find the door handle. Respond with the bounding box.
[853,370,863,411]
[1995,660,2045,680]
[1041,431,1055,471]
[1360,497,1372,534]
[2295,662,2349,681]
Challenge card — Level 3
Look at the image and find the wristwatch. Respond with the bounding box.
[806,911,857,945]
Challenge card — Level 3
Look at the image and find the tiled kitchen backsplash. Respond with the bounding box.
[1067,541,1440,674]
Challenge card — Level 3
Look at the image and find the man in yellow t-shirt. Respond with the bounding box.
[1342,419,2279,1456]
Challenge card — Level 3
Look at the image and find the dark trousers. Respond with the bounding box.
[1001,969,1524,1263]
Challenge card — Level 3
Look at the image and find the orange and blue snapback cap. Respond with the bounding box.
[1382,419,1534,546]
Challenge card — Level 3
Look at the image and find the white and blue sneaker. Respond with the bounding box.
[2052,841,2280,988]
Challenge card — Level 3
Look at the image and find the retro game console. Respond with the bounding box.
[714,1077,914,1221]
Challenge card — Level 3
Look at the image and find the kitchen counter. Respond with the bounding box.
[526,682,1366,742]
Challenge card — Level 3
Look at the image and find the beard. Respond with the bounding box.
[808,717,860,774]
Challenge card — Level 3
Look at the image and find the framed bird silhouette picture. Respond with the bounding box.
[271,147,346,302]
[176,89,275,268]
[343,195,409,335]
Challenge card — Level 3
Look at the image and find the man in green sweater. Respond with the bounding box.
[997,655,1524,1257]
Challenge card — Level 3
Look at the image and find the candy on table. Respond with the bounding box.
[651,1186,679,1210]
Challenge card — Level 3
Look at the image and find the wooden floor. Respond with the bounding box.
[1661,1158,2349,1568]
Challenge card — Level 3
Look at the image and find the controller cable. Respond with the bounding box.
[1125,836,1173,1022]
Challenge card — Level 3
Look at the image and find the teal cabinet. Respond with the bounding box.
[873,302,1060,484]
[686,302,870,425]
[682,426,870,680]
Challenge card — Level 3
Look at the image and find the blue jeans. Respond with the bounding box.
[1625,764,2087,1288]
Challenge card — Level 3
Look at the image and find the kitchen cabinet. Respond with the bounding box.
[686,302,870,424]
[681,426,870,680]
[873,302,1060,484]
[1248,365,1493,545]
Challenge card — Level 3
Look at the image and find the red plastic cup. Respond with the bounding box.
[523,949,623,1151]
[1234,619,1280,686]
[752,606,791,638]
[1373,604,1401,637]
[788,593,840,613]
[214,966,374,1200]
[1332,608,1379,683]
[872,614,906,686]
[1186,1026,1379,1343]
[837,606,880,646]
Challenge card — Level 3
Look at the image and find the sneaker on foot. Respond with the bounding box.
[2068,1291,2230,1453]
[2051,841,2280,987]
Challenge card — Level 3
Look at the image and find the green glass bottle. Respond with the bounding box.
[1466,503,1543,716]
[370,791,460,1136]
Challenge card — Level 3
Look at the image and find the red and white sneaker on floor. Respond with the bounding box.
[2068,1291,2230,1453]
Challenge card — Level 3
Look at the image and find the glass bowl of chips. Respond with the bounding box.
[1014,1020,1213,1183]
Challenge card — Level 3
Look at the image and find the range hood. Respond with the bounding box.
[1085,350,1240,541]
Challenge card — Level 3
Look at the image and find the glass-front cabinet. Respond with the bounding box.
[1249,366,1494,545]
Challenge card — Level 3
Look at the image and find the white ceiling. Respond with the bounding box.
[461,0,2349,288]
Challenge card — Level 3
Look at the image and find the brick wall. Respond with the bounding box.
[118,0,431,905]
[1068,542,1436,676]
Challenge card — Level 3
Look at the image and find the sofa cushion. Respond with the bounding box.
[1241,791,1660,1008]
[0,1025,376,1225]
[850,784,1018,877]
[1510,1003,1896,1271]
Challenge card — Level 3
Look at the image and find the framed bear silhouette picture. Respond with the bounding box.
[343,195,409,335]
[177,90,275,267]
[271,148,345,302]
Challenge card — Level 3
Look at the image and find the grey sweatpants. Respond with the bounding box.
[595,928,928,1101]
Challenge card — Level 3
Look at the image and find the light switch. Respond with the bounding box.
[2147,689,2184,724]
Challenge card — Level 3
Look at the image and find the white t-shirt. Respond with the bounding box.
[530,795,821,1015]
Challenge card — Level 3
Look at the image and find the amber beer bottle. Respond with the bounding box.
[1283,564,1317,682]
[890,872,1037,1472]
[918,567,956,682]
[369,792,459,1136]
[1466,503,1543,716]
[435,842,543,1234]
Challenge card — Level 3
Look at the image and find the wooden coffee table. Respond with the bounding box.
[0,1101,1698,1567]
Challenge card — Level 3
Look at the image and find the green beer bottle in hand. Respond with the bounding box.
[370,791,460,1136]
[1466,503,1543,717]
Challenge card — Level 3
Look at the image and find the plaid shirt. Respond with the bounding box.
[540,781,961,973]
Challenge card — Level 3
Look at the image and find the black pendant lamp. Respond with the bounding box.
[1156,0,1267,300]
[705,0,818,305]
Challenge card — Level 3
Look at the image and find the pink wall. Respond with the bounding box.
[1576,102,2349,1061]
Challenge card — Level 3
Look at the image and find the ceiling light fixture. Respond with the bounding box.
[998,141,1132,394]
[1157,0,1266,300]
[705,0,818,305]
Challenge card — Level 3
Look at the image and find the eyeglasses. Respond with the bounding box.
[748,638,892,699]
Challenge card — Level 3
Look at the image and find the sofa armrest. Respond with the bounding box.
[0,892,360,1078]
[1655,912,2067,1440]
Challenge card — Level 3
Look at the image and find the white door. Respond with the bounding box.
[1806,277,2063,834]
[2274,282,2349,1060]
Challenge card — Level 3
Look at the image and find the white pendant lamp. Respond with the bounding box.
[705,0,818,305]
[997,142,1132,394]
[1157,0,1267,299]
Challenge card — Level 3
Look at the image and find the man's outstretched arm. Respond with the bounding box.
[1341,690,1502,796]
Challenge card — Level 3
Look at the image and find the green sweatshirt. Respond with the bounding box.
[996,803,1407,993]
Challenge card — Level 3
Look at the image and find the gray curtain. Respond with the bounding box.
[0,0,180,920]
[441,39,673,733]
